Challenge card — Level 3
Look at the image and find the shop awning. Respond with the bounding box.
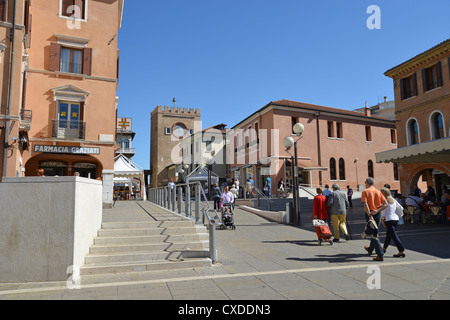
[297,159,328,171]
[114,154,147,200]
[376,137,450,164]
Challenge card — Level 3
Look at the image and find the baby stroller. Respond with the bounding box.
[220,203,236,230]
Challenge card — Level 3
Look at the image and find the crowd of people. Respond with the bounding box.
[313,177,449,262]
[168,176,449,263]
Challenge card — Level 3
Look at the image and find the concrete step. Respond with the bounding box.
[83,205,212,277]
[89,241,208,255]
[93,233,209,246]
[85,249,210,265]
[101,220,195,230]
[79,258,212,276]
[97,226,200,237]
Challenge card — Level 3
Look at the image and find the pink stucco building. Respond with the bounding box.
[227,99,400,195]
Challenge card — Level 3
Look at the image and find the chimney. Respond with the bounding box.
[384,96,387,103]
[364,101,371,117]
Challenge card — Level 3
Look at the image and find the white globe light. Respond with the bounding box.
[283,136,295,148]
[293,123,304,134]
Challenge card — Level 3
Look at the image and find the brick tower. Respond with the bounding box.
[150,105,201,188]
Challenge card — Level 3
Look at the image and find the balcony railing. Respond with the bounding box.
[52,120,86,140]
[116,147,136,155]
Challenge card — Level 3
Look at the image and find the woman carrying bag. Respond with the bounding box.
[380,187,406,258]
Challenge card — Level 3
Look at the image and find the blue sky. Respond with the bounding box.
[116,0,450,169]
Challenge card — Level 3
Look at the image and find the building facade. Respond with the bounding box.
[0,0,32,180]
[15,0,124,207]
[227,99,400,194]
[150,105,201,188]
[377,39,450,198]
[116,117,135,159]
[179,123,228,184]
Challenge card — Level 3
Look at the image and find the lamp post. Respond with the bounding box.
[354,158,359,191]
[203,150,215,201]
[283,123,304,226]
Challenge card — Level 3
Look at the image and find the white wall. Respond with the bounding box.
[0,177,102,283]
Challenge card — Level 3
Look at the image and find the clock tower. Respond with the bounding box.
[150,105,201,188]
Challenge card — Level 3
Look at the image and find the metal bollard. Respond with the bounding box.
[178,187,182,215]
[172,187,176,212]
[209,221,217,264]
[167,188,171,210]
[185,185,191,217]
[195,185,201,224]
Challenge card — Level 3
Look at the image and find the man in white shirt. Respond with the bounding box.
[405,194,424,223]
[405,195,423,208]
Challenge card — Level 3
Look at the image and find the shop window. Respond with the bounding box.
[40,161,67,176]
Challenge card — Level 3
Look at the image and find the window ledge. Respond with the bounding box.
[424,86,442,94]
[401,95,417,102]
[55,71,86,79]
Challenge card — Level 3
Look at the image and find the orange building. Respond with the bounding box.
[0,0,31,180]
[377,39,450,198]
[6,0,125,207]
[227,100,400,194]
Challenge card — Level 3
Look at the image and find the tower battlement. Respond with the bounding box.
[152,105,201,116]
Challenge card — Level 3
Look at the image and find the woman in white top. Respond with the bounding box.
[381,188,405,258]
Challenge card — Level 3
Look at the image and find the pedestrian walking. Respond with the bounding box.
[230,184,238,209]
[347,185,353,208]
[211,183,221,211]
[221,186,234,206]
[277,178,287,198]
[234,178,240,197]
[361,177,388,261]
[322,184,331,198]
[246,178,253,199]
[380,187,406,258]
[313,187,328,221]
[327,183,350,242]
[264,176,272,198]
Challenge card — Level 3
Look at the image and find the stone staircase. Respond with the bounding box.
[79,204,212,277]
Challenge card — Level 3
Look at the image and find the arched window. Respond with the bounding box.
[407,118,419,145]
[430,112,444,140]
[368,160,374,178]
[339,158,346,180]
[329,158,336,180]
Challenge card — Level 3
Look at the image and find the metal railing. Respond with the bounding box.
[52,120,86,140]
[254,187,273,211]
[147,181,222,264]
